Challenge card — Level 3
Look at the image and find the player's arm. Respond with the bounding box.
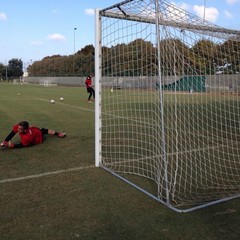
[5,130,16,142]
[0,130,16,148]
[0,130,24,148]
[0,141,24,149]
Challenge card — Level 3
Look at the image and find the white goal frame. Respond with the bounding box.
[95,0,240,212]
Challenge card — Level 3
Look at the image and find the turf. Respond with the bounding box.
[0,82,239,240]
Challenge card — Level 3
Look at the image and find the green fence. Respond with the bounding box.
[162,76,206,92]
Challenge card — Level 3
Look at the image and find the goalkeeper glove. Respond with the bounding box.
[0,141,8,148]
[0,141,14,148]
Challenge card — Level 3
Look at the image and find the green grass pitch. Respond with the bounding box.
[0,82,239,240]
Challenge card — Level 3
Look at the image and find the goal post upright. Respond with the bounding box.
[155,0,170,206]
[95,8,101,167]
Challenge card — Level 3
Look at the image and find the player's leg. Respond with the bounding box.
[48,129,66,138]
[41,128,66,138]
[88,89,93,102]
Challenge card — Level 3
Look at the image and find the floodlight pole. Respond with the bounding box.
[73,27,77,75]
[74,27,77,55]
[203,0,206,20]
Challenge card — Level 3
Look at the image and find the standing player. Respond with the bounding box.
[0,121,66,149]
[85,73,95,103]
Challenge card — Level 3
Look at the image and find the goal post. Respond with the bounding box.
[95,8,101,168]
[95,0,240,212]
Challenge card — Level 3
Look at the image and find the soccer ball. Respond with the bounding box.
[50,99,55,104]
[60,97,64,101]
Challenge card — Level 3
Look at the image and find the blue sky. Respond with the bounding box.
[0,0,240,65]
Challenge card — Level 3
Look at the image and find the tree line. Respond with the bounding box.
[1,38,239,80]
[101,38,240,76]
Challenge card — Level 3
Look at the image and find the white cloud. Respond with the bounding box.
[0,12,7,21]
[47,33,66,42]
[85,8,94,16]
[30,40,44,46]
[177,2,191,11]
[224,10,233,18]
[226,0,239,5]
[193,5,219,22]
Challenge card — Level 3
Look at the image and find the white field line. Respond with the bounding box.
[0,165,95,184]
[37,98,95,113]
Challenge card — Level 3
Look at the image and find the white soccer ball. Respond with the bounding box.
[50,99,55,104]
[60,97,64,101]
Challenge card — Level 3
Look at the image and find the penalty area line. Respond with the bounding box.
[0,165,95,184]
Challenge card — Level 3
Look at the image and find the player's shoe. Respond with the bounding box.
[88,100,92,103]
[58,132,66,138]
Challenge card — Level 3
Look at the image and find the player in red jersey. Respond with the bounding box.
[85,73,95,103]
[0,121,66,149]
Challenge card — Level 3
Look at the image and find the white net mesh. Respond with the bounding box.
[96,0,240,211]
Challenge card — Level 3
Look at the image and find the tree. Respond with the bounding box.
[0,63,5,80]
[7,58,23,80]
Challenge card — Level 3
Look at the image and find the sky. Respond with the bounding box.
[0,0,240,65]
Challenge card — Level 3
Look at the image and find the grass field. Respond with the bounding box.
[0,82,239,240]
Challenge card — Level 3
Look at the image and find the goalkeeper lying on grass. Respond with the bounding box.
[1,121,66,149]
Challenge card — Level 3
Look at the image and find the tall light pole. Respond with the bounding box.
[74,27,77,55]
[24,59,32,76]
[73,27,77,75]
[203,0,206,20]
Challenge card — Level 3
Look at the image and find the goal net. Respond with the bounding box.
[95,0,240,212]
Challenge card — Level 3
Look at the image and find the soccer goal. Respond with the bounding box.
[95,0,240,212]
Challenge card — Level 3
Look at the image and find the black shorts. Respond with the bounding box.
[40,128,48,135]
[39,128,48,141]
[87,87,94,93]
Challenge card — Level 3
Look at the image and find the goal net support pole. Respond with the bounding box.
[155,0,170,206]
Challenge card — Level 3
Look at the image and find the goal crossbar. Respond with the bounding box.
[101,11,240,37]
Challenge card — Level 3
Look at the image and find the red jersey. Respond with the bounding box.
[13,124,43,146]
[85,76,92,88]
